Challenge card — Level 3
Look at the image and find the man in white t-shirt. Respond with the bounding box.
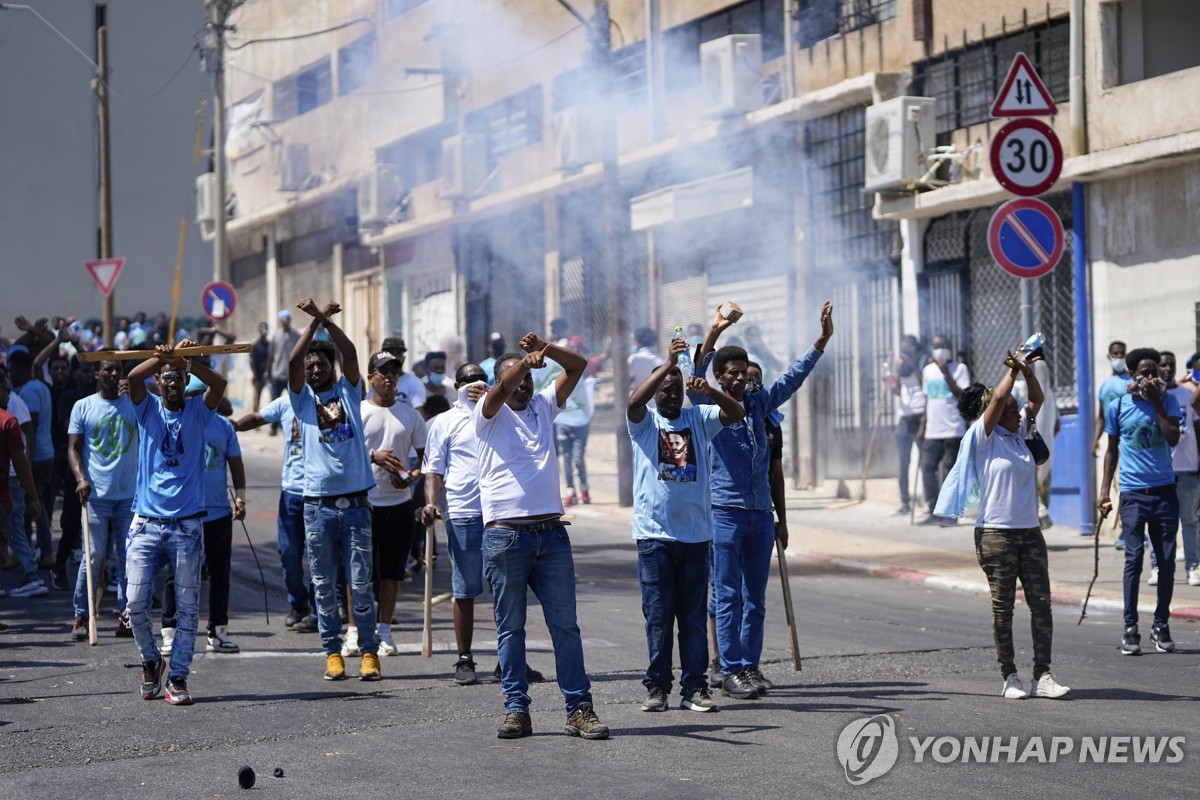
[1161,352,1200,586]
[474,333,608,742]
[360,351,427,657]
[628,327,665,405]
[918,334,971,525]
[379,337,426,413]
[885,335,926,515]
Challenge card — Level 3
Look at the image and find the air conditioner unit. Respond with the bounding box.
[441,134,486,198]
[700,34,763,116]
[195,173,218,227]
[358,164,402,228]
[279,143,310,191]
[554,107,601,171]
[863,96,936,193]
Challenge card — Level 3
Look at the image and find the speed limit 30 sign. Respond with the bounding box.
[989,118,1063,197]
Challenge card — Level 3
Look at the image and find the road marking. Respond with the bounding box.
[196,638,616,658]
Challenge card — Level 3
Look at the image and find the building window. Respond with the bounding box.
[466,86,543,163]
[377,123,453,187]
[338,34,375,95]
[1106,0,1200,86]
[384,0,427,19]
[914,18,1069,136]
[274,58,332,120]
[796,0,897,48]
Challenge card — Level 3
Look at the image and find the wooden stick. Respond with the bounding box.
[430,592,454,607]
[859,384,885,501]
[422,523,434,658]
[775,540,801,671]
[1078,506,1111,625]
[76,343,252,362]
[82,502,98,646]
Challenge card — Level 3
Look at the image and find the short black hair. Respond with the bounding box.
[306,339,338,369]
[493,352,525,382]
[748,361,763,374]
[1161,350,1176,360]
[455,362,486,382]
[424,351,447,366]
[635,327,657,348]
[713,345,749,376]
[424,394,452,417]
[7,350,32,371]
[958,382,989,423]
[1108,340,1126,353]
[1125,347,1161,373]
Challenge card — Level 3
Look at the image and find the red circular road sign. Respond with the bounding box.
[201,281,238,321]
[987,198,1064,279]
[990,118,1063,197]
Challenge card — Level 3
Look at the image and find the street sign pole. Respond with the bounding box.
[97,26,114,345]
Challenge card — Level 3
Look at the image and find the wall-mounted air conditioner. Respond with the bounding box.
[700,34,763,116]
[358,164,401,228]
[195,173,217,227]
[441,134,486,199]
[863,96,936,193]
[279,143,310,191]
[554,107,601,171]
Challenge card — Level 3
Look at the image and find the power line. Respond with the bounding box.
[226,17,373,50]
[110,42,201,103]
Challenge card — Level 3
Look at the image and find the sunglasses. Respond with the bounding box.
[459,374,489,384]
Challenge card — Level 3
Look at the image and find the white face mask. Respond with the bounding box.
[932,348,952,363]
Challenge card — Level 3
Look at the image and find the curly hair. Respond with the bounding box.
[1124,347,1161,374]
[306,339,337,365]
[957,382,990,423]
[713,345,749,376]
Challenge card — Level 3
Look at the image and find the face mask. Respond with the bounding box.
[746,378,764,394]
[457,384,478,406]
[1192,369,1200,383]
[428,372,445,385]
[1111,358,1127,374]
[932,348,951,363]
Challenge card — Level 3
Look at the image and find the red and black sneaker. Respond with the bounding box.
[164,677,193,705]
[140,657,163,700]
[71,616,89,642]
[115,612,133,638]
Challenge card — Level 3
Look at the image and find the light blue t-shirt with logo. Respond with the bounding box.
[1098,373,1131,415]
[1105,392,1183,490]
[628,404,725,543]
[132,394,215,518]
[17,378,53,462]
[203,415,241,521]
[289,376,374,498]
[259,396,303,495]
[68,393,139,500]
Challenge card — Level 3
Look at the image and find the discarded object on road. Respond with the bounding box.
[238,764,255,789]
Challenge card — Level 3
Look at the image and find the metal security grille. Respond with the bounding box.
[795,0,897,47]
[558,190,610,357]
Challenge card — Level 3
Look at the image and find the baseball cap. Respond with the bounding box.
[488,331,503,342]
[278,309,292,321]
[380,337,406,352]
[368,351,401,373]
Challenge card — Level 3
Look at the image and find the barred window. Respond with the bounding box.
[273,58,332,121]
[914,17,1069,136]
[466,86,543,164]
[796,0,898,48]
[377,123,453,187]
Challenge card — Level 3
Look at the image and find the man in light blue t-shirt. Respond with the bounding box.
[287,299,379,683]
[124,341,226,707]
[628,337,743,714]
[67,355,138,642]
[1100,347,1183,656]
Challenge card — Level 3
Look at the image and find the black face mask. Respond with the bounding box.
[746,378,764,394]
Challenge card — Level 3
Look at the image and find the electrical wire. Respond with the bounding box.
[226,17,373,50]
[110,43,201,104]
[473,23,583,74]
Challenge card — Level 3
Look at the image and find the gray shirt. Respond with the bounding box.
[269,328,300,382]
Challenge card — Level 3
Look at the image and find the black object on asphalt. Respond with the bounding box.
[238,764,255,789]
[274,768,284,778]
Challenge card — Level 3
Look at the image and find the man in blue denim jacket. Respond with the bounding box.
[689,301,833,699]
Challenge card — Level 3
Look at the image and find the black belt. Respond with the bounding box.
[304,491,370,509]
[1126,484,1177,496]
[138,511,205,524]
[488,517,568,533]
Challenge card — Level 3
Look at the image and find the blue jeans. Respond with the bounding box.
[277,491,312,613]
[896,414,921,506]
[555,423,590,491]
[73,497,134,618]
[712,505,775,674]
[303,501,377,656]
[1120,486,1179,628]
[125,516,203,680]
[1176,471,1200,571]
[484,524,591,714]
[637,538,710,695]
[6,476,37,582]
[446,516,484,599]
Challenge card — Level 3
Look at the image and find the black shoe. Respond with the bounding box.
[1151,624,1176,653]
[564,702,609,740]
[71,616,89,642]
[721,670,760,700]
[493,662,546,682]
[141,657,163,700]
[1121,626,1142,656]
[284,607,310,628]
[744,666,774,694]
[915,514,940,526]
[164,677,193,705]
[293,614,318,633]
[497,711,532,739]
[454,654,478,686]
[707,658,723,690]
[640,686,668,712]
[894,503,911,515]
[49,565,70,591]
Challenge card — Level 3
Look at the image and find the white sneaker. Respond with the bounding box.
[1188,568,1200,587]
[1031,673,1071,699]
[11,578,48,597]
[160,626,176,656]
[378,633,399,657]
[1002,674,1028,699]
[206,625,240,654]
[341,626,361,657]
[1148,567,1159,586]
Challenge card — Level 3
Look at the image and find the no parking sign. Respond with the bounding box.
[987,198,1064,279]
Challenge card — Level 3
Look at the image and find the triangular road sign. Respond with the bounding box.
[991,52,1058,117]
[85,258,124,297]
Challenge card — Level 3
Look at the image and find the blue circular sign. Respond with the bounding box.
[201,280,238,320]
[987,198,1064,279]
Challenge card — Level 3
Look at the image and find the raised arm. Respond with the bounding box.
[234,412,267,432]
[314,302,360,387]
[520,332,585,408]
[687,376,745,426]
[628,339,687,424]
[483,350,544,419]
[698,305,738,364]
[127,346,174,405]
[981,355,1022,437]
[186,352,228,411]
[288,301,324,394]
[34,329,71,371]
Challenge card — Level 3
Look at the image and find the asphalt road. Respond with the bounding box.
[1,448,1197,799]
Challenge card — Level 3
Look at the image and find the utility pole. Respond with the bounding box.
[97,26,114,343]
[206,1,237,284]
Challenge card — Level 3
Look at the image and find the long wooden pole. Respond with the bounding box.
[775,541,801,671]
[421,523,435,658]
[76,343,251,362]
[81,502,98,646]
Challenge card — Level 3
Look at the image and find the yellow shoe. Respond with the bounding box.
[324,653,347,681]
[359,652,381,682]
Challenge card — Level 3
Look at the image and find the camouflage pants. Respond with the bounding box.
[974,527,1053,679]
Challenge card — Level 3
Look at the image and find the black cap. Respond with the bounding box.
[368,351,400,373]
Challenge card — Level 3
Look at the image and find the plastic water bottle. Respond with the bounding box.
[1016,331,1046,363]
[674,326,694,377]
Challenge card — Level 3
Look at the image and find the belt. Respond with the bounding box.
[304,492,370,509]
[138,511,205,524]
[488,517,568,533]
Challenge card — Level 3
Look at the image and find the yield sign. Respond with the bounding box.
[85,258,124,297]
[991,52,1058,117]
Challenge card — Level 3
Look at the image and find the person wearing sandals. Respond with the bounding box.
[936,352,1070,700]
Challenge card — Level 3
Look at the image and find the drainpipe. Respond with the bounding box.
[783,0,796,99]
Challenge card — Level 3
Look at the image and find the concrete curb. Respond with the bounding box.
[791,549,1200,622]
